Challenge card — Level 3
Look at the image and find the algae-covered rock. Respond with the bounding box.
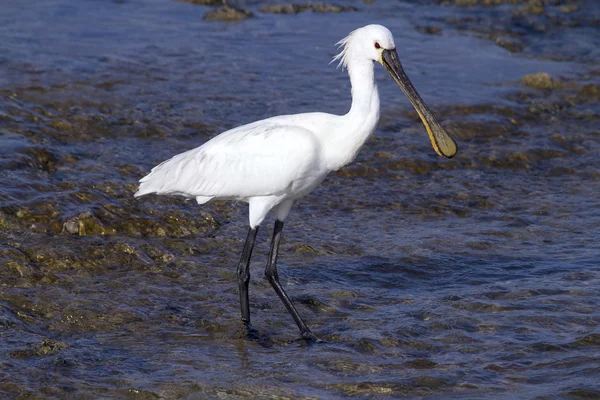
[35,339,68,356]
[296,296,335,313]
[1,202,62,233]
[10,339,68,359]
[49,119,73,131]
[417,25,443,35]
[261,3,357,14]
[62,210,108,236]
[374,151,393,159]
[140,244,175,263]
[336,163,378,178]
[4,261,34,279]
[560,3,579,13]
[514,0,545,16]
[203,5,253,21]
[176,0,221,4]
[385,158,434,175]
[521,72,559,90]
[21,147,59,172]
[448,0,529,6]
[291,243,320,254]
[578,84,600,100]
[495,37,523,53]
[403,359,438,369]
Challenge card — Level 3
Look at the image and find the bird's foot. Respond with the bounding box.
[233,321,261,341]
[301,330,324,343]
[243,323,261,341]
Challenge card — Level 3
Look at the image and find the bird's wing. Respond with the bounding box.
[135,119,322,200]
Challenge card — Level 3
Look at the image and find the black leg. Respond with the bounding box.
[237,226,259,325]
[265,220,318,341]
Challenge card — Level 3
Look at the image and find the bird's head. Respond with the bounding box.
[333,24,395,68]
[334,25,458,159]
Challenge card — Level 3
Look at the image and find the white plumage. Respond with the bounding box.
[135,25,457,340]
[136,114,336,226]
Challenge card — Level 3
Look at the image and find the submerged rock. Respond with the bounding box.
[521,72,559,90]
[203,5,253,21]
[20,147,59,172]
[417,25,444,35]
[260,3,357,14]
[61,210,108,236]
[495,36,524,53]
[445,0,530,6]
[177,0,221,4]
[514,0,545,16]
[10,339,68,358]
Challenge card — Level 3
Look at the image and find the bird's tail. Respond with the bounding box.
[134,156,180,198]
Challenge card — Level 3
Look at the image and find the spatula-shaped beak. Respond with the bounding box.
[381,48,457,158]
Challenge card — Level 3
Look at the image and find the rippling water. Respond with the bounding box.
[1,0,599,398]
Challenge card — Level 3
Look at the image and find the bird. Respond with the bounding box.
[135,24,457,341]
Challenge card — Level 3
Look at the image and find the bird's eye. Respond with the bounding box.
[374,42,381,49]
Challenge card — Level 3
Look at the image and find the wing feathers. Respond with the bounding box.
[135,122,321,201]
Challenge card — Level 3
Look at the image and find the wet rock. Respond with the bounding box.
[521,72,559,90]
[444,0,530,6]
[137,124,168,139]
[0,211,11,229]
[49,118,73,131]
[61,210,108,236]
[20,147,59,172]
[296,296,335,313]
[374,151,393,159]
[113,241,138,255]
[445,119,517,141]
[560,3,578,13]
[291,243,321,255]
[203,5,253,21]
[327,382,413,397]
[570,333,600,347]
[4,261,34,279]
[140,244,175,263]
[35,339,68,356]
[1,202,62,233]
[495,36,523,52]
[351,338,380,354]
[260,3,357,14]
[452,300,506,312]
[330,290,358,298]
[159,210,220,237]
[514,0,545,16]
[561,388,600,399]
[414,376,451,390]
[316,358,383,375]
[11,339,68,358]
[578,84,600,100]
[336,163,378,178]
[417,25,443,35]
[385,158,434,175]
[177,0,221,5]
[403,359,438,369]
[435,0,596,62]
[62,219,80,235]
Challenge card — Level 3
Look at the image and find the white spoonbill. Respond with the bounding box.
[135,24,457,341]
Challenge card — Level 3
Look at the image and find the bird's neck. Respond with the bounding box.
[327,60,380,171]
[347,60,380,121]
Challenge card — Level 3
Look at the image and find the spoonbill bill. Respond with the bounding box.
[135,24,457,341]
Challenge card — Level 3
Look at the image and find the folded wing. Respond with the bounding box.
[135,120,322,203]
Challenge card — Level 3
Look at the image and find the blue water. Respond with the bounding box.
[1,0,599,398]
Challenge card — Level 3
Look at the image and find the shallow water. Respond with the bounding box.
[1,0,599,398]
